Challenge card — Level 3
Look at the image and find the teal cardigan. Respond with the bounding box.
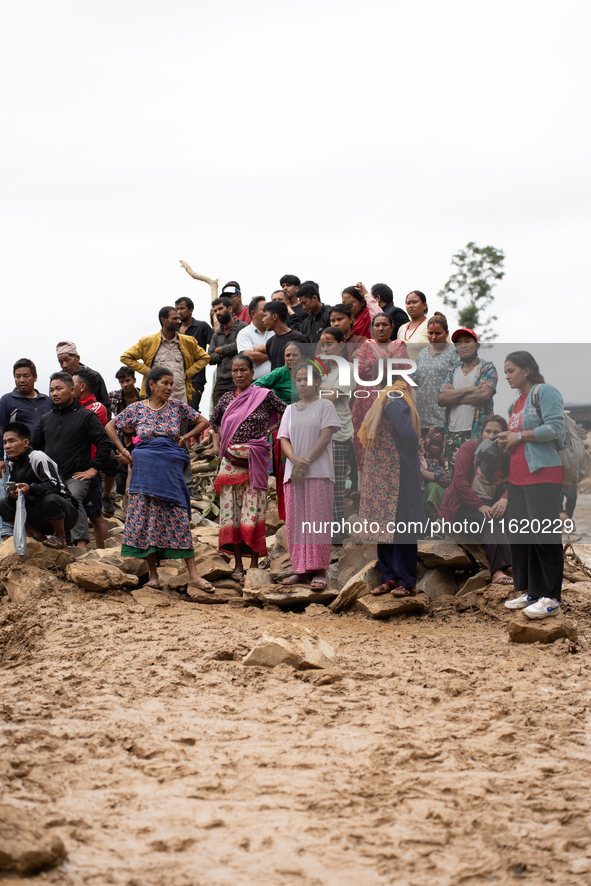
[508,383,565,474]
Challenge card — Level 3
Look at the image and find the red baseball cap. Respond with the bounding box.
[451,328,479,343]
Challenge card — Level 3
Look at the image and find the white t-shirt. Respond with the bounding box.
[449,363,479,432]
[236,325,274,380]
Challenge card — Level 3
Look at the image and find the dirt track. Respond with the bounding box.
[2,571,591,886]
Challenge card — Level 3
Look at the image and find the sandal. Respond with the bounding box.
[231,572,245,583]
[146,579,162,589]
[495,576,514,585]
[371,580,400,596]
[390,586,416,597]
[281,574,309,586]
[187,579,215,594]
[310,577,327,589]
[42,535,65,550]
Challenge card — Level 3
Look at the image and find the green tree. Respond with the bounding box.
[438,242,505,340]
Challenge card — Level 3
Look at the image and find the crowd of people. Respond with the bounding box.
[0,273,580,620]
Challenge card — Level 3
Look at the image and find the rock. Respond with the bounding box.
[90,551,148,578]
[0,804,66,875]
[572,545,591,570]
[508,613,577,644]
[454,592,481,612]
[107,525,125,537]
[458,569,492,595]
[0,537,76,571]
[242,583,337,609]
[243,568,273,590]
[354,592,429,619]
[130,589,171,608]
[265,505,283,535]
[269,552,294,582]
[65,562,138,592]
[337,542,378,590]
[0,566,60,605]
[267,525,288,559]
[186,586,241,604]
[418,541,473,569]
[243,628,337,669]
[329,560,381,613]
[192,548,233,581]
[459,544,489,568]
[417,567,458,599]
[104,536,122,548]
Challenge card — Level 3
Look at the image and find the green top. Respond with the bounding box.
[253,364,299,404]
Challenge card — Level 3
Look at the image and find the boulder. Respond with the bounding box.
[418,567,458,599]
[65,562,138,592]
[354,592,429,619]
[88,551,148,577]
[242,583,337,609]
[0,804,66,875]
[269,553,294,583]
[243,628,337,670]
[0,537,76,571]
[508,613,577,644]
[418,541,473,569]
[192,549,234,581]
[337,542,378,590]
[329,560,381,613]
[459,544,489,568]
[243,568,273,590]
[0,566,60,605]
[457,570,492,595]
[265,505,283,535]
[267,525,288,559]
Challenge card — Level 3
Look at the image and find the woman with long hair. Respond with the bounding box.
[351,313,409,482]
[279,362,340,588]
[496,351,566,619]
[437,414,513,584]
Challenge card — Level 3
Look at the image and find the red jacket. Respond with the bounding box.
[438,440,506,521]
[79,394,108,460]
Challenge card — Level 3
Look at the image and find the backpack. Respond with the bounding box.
[531,384,589,486]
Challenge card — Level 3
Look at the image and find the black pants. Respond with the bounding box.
[507,482,563,601]
[0,493,78,537]
[212,377,237,408]
[456,505,511,574]
[189,387,204,413]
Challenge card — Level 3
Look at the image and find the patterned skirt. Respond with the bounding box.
[284,478,333,574]
[122,493,194,551]
[216,445,267,556]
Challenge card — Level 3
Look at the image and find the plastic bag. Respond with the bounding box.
[13,489,27,557]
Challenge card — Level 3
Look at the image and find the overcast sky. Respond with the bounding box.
[2,0,590,415]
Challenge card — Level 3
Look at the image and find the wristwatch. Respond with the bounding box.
[517,431,522,441]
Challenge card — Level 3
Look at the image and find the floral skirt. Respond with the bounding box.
[217,445,267,556]
[284,478,333,574]
[122,493,194,551]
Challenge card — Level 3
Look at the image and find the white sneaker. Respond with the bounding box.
[504,594,536,610]
[523,597,561,619]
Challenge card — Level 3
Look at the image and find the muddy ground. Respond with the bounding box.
[2,548,591,886]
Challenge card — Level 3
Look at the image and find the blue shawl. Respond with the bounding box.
[128,437,191,515]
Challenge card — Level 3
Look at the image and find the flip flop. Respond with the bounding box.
[495,576,514,585]
[42,535,65,550]
[187,580,215,594]
[231,572,245,583]
[146,579,162,589]
[281,574,309,586]
[371,580,400,596]
[310,577,327,589]
[390,586,416,597]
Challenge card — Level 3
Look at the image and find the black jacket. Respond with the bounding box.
[208,319,248,384]
[300,304,332,344]
[184,319,214,389]
[5,447,72,504]
[384,304,410,339]
[32,398,112,480]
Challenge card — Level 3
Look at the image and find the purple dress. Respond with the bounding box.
[113,400,199,554]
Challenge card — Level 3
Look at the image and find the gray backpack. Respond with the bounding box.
[531,384,589,486]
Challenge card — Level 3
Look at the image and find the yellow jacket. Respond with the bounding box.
[120,332,210,400]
